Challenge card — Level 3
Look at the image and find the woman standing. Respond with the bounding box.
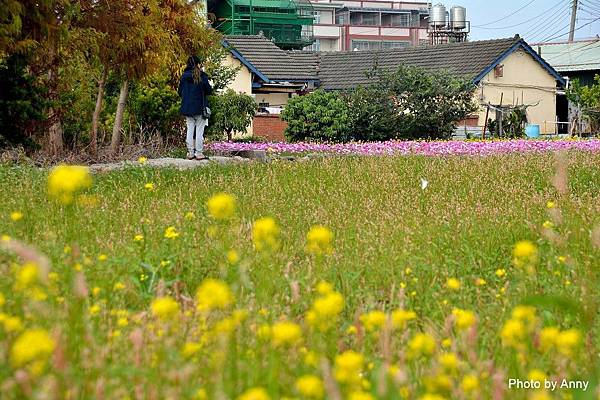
[178,55,212,160]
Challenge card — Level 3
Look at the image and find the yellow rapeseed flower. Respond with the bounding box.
[295,374,324,399]
[460,374,479,393]
[271,321,302,346]
[134,234,144,242]
[348,392,375,400]
[15,262,39,290]
[164,226,180,239]
[239,387,270,400]
[446,278,461,291]
[555,328,581,357]
[196,279,234,312]
[408,332,436,358]
[495,268,506,278]
[113,282,125,291]
[546,200,556,209]
[47,165,92,205]
[10,328,55,367]
[360,310,386,332]
[10,211,23,221]
[511,305,537,329]
[151,296,180,320]
[207,193,236,220]
[539,326,560,352]
[500,318,525,347]
[306,225,333,255]
[88,304,101,316]
[227,249,240,264]
[391,309,417,329]
[185,211,195,220]
[334,350,364,386]
[438,352,459,373]
[512,240,538,271]
[182,342,203,358]
[306,290,344,331]
[144,182,154,191]
[98,254,108,262]
[452,308,476,331]
[252,217,280,251]
[138,156,147,164]
[0,313,23,332]
[475,278,486,286]
[528,369,547,383]
[316,281,333,295]
[0,292,4,307]
[542,220,554,229]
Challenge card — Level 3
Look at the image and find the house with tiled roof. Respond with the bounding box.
[222,34,566,139]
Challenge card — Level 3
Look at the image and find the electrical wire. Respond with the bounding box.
[472,0,538,27]
[521,4,572,40]
[540,15,600,42]
[472,0,565,30]
[580,0,600,12]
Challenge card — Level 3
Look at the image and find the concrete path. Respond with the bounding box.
[89,156,250,172]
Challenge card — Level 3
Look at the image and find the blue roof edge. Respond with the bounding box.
[222,39,271,84]
[473,38,566,87]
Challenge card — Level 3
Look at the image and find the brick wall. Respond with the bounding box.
[252,114,287,142]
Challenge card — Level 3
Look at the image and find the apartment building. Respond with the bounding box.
[307,0,430,51]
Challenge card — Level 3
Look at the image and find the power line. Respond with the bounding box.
[472,0,538,27]
[472,0,564,30]
[521,4,572,39]
[540,15,600,42]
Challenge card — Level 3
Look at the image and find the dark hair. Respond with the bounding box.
[187,55,203,83]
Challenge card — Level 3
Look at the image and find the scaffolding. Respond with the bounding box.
[210,0,314,49]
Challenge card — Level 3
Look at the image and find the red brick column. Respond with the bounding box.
[252,114,287,142]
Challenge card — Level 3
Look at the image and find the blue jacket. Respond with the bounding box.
[178,67,212,117]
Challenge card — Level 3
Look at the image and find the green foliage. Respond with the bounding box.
[206,89,257,140]
[567,75,600,133]
[0,54,47,149]
[129,78,183,140]
[281,67,477,143]
[281,89,353,142]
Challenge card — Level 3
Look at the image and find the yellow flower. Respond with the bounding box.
[138,156,147,164]
[10,211,23,221]
[346,325,358,335]
[446,278,461,290]
[306,289,344,331]
[0,313,23,332]
[47,165,92,205]
[441,338,452,348]
[196,279,234,312]
[15,262,39,290]
[295,375,324,399]
[511,305,537,329]
[438,352,459,373]
[252,217,280,251]
[418,395,446,400]
[334,350,364,386]
[475,278,486,286]
[542,220,554,229]
[151,296,180,320]
[113,282,125,291]
[239,387,270,400]
[185,211,195,220]
[134,234,144,242]
[306,225,333,255]
[460,374,479,393]
[390,309,416,329]
[271,321,302,346]
[360,310,386,332]
[89,304,101,316]
[10,329,55,367]
[206,193,236,220]
[0,292,4,307]
[194,388,208,400]
[555,328,581,357]
[182,342,203,358]
[92,287,101,296]
[528,369,547,383]
[539,326,560,352]
[1,234,10,242]
[495,268,506,278]
[98,254,108,262]
[452,308,476,331]
[348,392,375,400]
[500,319,525,347]
[164,226,179,239]
[408,333,436,358]
[117,317,128,327]
[144,182,154,191]
[227,249,240,264]
[316,281,333,295]
[546,200,556,209]
[512,240,538,271]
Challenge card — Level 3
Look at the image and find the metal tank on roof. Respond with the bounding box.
[449,6,467,30]
[429,3,447,28]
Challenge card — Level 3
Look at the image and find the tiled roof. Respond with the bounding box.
[534,39,600,72]
[224,35,565,89]
[318,37,521,90]
[224,35,319,82]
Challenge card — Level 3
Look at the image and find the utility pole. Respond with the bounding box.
[568,0,578,42]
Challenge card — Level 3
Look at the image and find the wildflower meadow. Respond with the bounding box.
[1,149,600,400]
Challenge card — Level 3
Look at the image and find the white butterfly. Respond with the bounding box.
[420,178,429,190]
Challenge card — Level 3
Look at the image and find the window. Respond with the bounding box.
[361,13,378,26]
[351,40,412,50]
[336,14,346,24]
[313,10,321,24]
[494,65,504,78]
[381,40,411,49]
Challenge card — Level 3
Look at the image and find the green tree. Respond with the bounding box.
[567,75,600,134]
[281,90,352,142]
[206,89,257,140]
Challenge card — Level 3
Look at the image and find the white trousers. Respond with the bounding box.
[185,115,208,155]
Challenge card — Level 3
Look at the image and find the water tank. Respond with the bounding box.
[449,6,466,30]
[429,4,447,28]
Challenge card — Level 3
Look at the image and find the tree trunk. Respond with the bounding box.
[46,31,63,156]
[110,79,129,154]
[91,68,107,157]
[48,109,64,156]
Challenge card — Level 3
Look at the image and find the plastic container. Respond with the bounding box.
[525,124,540,138]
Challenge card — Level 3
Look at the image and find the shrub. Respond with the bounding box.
[281,89,352,142]
[206,89,257,140]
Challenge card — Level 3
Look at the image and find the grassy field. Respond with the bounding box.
[1,152,599,399]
